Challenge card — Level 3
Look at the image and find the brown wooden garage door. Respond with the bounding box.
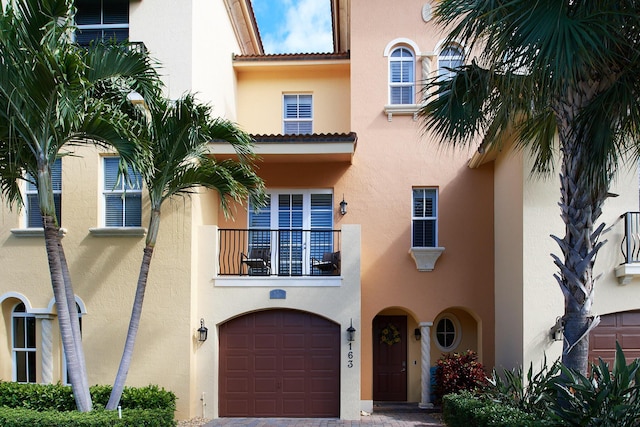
[219,309,340,417]
[589,310,640,366]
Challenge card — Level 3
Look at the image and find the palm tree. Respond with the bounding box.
[419,1,640,374]
[106,94,265,410]
[0,0,161,411]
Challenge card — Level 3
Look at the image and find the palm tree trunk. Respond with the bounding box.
[58,244,91,404]
[43,216,93,412]
[106,209,160,410]
[553,116,608,374]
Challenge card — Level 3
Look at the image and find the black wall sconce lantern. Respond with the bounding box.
[414,328,422,341]
[347,319,356,342]
[197,318,209,342]
[550,316,564,342]
[340,196,348,215]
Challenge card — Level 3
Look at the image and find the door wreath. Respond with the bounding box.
[380,323,401,346]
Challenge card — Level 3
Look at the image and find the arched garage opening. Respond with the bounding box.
[218,309,340,417]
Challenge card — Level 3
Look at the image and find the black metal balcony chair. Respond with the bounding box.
[311,251,341,275]
[241,248,271,275]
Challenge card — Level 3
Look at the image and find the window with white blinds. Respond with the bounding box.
[26,159,62,228]
[248,190,333,275]
[438,46,464,81]
[412,188,437,247]
[75,0,129,46]
[103,157,142,227]
[12,303,36,383]
[389,47,415,105]
[283,94,313,135]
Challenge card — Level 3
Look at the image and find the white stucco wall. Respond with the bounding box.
[194,224,362,420]
[130,0,241,119]
[495,147,640,373]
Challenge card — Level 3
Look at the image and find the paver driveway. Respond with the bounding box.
[202,412,445,427]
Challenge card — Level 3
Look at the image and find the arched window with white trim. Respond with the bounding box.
[438,45,464,81]
[389,47,415,105]
[12,303,36,383]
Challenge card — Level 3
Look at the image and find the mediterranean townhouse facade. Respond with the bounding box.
[0,0,639,421]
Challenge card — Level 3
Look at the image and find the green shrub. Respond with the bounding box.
[0,382,175,412]
[481,343,640,427]
[0,382,176,426]
[0,407,175,427]
[485,356,559,418]
[435,350,488,402]
[548,343,640,427]
[443,391,551,427]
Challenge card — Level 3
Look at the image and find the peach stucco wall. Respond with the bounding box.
[349,0,495,403]
[223,0,496,405]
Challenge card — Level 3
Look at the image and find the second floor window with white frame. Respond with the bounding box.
[389,47,415,104]
[438,45,464,81]
[75,0,129,46]
[412,188,438,247]
[26,159,62,228]
[103,157,142,227]
[283,94,313,135]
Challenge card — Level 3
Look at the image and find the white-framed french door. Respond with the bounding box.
[249,189,333,276]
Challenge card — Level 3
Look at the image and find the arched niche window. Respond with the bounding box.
[437,45,464,81]
[12,303,36,383]
[389,47,416,105]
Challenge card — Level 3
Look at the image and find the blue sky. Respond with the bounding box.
[251,0,333,54]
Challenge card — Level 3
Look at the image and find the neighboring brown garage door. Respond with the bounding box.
[589,310,640,366]
[219,309,340,417]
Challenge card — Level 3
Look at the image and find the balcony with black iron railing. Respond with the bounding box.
[218,229,342,278]
[615,212,640,284]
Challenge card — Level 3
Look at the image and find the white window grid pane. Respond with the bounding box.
[283,94,313,135]
[247,190,334,275]
[412,188,438,247]
[389,48,415,104]
[12,304,36,383]
[103,157,142,227]
[75,0,129,45]
[438,46,464,80]
[25,159,62,228]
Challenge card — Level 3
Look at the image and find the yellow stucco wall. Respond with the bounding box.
[235,63,351,135]
[0,143,198,417]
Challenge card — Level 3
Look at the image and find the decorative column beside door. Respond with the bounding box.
[419,321,433,409]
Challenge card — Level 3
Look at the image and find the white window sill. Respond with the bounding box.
[615,263,640,285]
[384,104,422,121]
[89,227,146,237]
[409,247,445,271]
[11,228,67,237]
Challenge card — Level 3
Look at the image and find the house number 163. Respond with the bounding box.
[347,342,354,368]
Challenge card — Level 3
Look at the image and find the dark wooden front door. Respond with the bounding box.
[373,315,407,401]
[219,309,340,417]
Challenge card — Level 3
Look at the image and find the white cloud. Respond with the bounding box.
[262,0,333,54]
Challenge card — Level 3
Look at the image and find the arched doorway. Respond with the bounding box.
[218,309,340,417]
